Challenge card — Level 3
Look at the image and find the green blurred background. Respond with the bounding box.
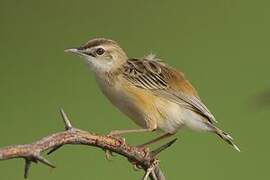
[0,0,269,179]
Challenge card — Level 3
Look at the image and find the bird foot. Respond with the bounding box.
[104,132,126,161]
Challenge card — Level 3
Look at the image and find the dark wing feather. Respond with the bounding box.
[122,58,169,89]
[122,57,217,123]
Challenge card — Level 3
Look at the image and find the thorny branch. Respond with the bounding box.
[0,109,176,180]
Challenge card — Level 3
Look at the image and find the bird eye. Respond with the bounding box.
[96,48,105,55]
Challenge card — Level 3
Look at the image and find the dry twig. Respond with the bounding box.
[0,109,176,180]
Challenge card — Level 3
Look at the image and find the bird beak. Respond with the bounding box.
[64,48,81,54]
[64,48,92,58]
[65,47,95,58]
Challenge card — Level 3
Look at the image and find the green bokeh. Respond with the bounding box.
[0,0,269,179]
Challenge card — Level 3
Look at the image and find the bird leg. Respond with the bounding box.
[105,128,155,160]
[108,128,155,136]
[137,133,173,148]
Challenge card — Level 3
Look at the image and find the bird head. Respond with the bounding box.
[65,38,127,73]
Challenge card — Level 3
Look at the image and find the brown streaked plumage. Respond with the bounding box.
[120,58,216,123]
[65,38,240,152]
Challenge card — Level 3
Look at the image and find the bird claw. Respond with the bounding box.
[131,161,142,171]
[135,145,150,158]
[107,132,126,148]
[104,133,126,161]
[104,149,116,161]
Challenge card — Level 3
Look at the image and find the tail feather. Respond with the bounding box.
[215,128,240,152]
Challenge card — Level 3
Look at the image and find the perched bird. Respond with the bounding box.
[65,38,240,151]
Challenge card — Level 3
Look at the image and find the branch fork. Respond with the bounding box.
[0,108,177,180]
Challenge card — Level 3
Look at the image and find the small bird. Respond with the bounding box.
[65,38,240,152]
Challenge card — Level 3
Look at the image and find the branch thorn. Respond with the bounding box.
[142,166,155,180]
[60,108,73,130]
[150,138,177,157]
[47,145,63,155]
[150,170,158,180]
[24,159,31,179]
[35,155,56,168]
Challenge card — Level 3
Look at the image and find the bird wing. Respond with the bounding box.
[121,56,217,124]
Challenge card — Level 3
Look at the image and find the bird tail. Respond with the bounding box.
[215,128,240,152]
